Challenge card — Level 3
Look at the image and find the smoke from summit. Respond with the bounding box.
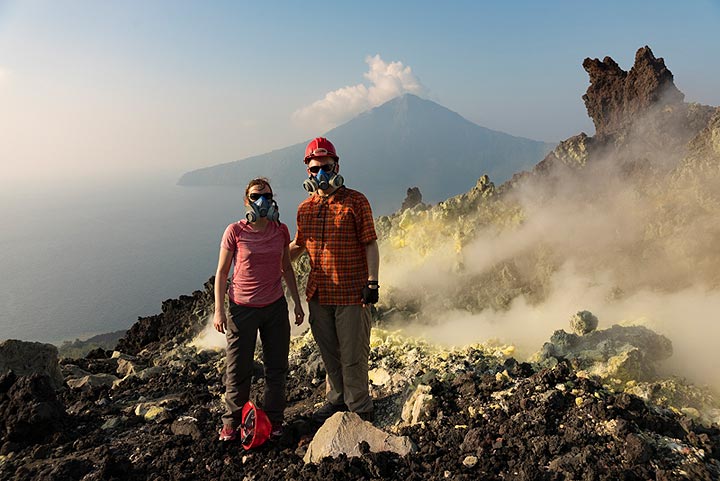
[293,55,427,132]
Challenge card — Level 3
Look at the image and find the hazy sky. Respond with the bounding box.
[1,0,719,184]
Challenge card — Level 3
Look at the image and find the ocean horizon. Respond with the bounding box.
[0,174,310,345]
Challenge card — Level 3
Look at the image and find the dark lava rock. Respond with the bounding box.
[0,373,66,453]
[400,187,423,212]
[582,46,684,139]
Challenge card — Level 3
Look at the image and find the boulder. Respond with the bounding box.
[171,416,201,440]
[0,373,66,452]
[536,324,673,382]
[570,311,599,336]
[0,340,64,389]
[116,358,141,377]
[303,412,415,464]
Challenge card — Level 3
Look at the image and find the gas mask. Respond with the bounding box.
[303,164,344,193]
[245,195,279,222]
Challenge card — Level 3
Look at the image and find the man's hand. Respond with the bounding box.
[362,283,379,306]
[213,310,227,334]
[294,304,305,326]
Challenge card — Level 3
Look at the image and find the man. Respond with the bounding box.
[289,137,380,423]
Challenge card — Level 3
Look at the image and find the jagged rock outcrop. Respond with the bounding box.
[400,187,424,212]
[534,46,716,178]
[582,46,684,139]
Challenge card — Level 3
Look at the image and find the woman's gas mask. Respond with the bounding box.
[245,193,279,222]
[303,163,344,193]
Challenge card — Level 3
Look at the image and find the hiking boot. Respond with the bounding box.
[311,402,348,423]
[218,425,237,442]
[357,411,374,422]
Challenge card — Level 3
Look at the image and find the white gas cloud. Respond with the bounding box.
[293,55,427,131]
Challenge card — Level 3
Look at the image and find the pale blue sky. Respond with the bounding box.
[1,0,719,184]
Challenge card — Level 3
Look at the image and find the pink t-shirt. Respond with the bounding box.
[221,220,290,307]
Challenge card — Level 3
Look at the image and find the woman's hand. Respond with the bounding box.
[293,304,305,326]
[213,310,227,334]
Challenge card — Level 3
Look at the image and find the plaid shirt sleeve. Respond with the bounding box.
[352,191,377,245]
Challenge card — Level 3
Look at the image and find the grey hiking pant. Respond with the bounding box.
[308,299,373,414]
[222,296,290,427]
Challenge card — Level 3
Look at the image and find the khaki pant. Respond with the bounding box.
[223,296,290,427]
[308,299,373,413]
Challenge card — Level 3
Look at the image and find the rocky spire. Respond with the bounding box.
[582,46,684,139]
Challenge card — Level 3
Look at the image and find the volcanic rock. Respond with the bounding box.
[582,46,684,139]
[66,373,119,390]
[0,339,64,389]
[171,416,202,440]
[115,278,215,355]
[401,384,434,425]
[569,310,599,335]
[533,46,716,179]
[400,187,424,212]
[537,324,673,382]
[0,373,66,453]
[303,412,416,464]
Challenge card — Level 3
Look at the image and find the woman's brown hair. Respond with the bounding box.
[244,177,272,199]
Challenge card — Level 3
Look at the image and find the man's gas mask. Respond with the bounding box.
[303,163,344,193]
[245,193,279,222]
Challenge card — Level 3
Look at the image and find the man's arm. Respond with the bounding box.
[366,240,379,282]
[362,240,380,307]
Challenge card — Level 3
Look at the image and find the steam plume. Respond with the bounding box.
[293,55,427,131]
[379,108,720,390]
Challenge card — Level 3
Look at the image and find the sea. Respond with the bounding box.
[0,174,313,345]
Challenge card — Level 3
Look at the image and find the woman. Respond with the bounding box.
[213,178,304,441]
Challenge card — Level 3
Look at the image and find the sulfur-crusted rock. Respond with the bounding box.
[570,310,599,335]
[536,324,672,382]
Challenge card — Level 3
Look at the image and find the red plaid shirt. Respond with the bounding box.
[295,187,377,305]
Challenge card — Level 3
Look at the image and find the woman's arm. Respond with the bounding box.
[213,247,234,334]
[282,245,305,325]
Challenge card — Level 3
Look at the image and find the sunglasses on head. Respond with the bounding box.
[249,192,273,201]
[308,163,335,174]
